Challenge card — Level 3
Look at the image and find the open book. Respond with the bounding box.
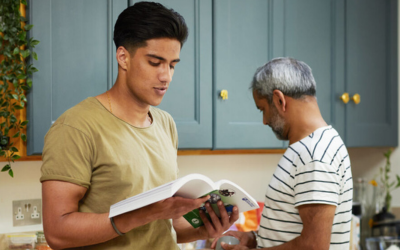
[109,173,259,228]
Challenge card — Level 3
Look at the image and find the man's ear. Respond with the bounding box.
[116,46,129,71]
[272,90,287,113]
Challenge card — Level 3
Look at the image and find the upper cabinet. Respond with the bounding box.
[213,0,284,149]
[28,0,212,154]
[27,0,127,155]
[129,0,213,149]
[212,0,398,149]
[272,0,346,138]
[27,0,398,155]
[344,0,398,147]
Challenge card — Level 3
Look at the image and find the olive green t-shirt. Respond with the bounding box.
[41,97,179,250]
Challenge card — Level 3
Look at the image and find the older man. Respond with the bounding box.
[214,57,353,250]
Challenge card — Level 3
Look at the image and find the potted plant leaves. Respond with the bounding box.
[0,0,39,177]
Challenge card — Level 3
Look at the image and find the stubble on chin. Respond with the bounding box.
[270,108,286,140]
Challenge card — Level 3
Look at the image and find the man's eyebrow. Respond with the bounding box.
[146,54,180,63]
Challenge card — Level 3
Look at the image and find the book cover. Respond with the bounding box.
[183,180,259,228]
[109,173,259,228]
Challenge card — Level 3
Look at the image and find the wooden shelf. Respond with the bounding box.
[0,149,285,162]
[0,155,42,162]
[177,149,285,155]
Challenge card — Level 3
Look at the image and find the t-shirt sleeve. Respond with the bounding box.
[168,114,178,150]
[168,115,179,176]
[294,161,340,207]
[40,123,93,189]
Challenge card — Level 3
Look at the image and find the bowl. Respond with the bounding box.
[366,237,400,250]
[215,236,240,250]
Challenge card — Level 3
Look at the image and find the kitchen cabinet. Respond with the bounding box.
[27,0,127,155]
[27,0,212,154]
[213,0,346,149]
[213,0,285,149]
[271,0,346,138]
[128,0,213,149]
[27,0,398,155]
[344,0,398,147]
[213,0,398,149]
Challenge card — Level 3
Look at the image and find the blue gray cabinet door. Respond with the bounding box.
[345,0,398,147]
[213,0,346,149]
[273,0,346,138]
[129,0,213,149]
[27,0,127,155]
[213,0,285,149]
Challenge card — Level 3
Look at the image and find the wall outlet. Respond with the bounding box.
[15,207,24,220]
[31,206,40,219]
[12,199,42,227]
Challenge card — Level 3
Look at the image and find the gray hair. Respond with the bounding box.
[251,57,316,103]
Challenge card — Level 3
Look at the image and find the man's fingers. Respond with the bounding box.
[199,195,210,203]
[180,195,209,211]
[204,203,222,231]
[221,242,236,250]
[217,201,230,226]
[211,231,238,248]
[210,236,221,248]
[229,206,239,224]
[199,208,216,234]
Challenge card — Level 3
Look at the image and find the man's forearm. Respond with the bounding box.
[256,235,326,250]
[43,179,212,249]
[44,207,156,249]
[45,212,116,249]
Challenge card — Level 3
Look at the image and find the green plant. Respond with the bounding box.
[0,0,39,177]
[371,149,400,212]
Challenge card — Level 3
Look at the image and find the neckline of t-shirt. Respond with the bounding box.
[89,97,155,130]
[290,125,333,147]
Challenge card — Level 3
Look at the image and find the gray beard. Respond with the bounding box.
[269,106,287,140]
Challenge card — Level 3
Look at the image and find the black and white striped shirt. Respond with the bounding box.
[258,126,353,249]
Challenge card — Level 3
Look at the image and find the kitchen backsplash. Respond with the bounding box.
[1,147,400,234]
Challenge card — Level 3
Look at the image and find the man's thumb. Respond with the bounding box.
[221,242,235,250]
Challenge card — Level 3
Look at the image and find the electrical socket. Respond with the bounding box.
[31,206,40,219]
[15,207,24,220]
[12,199,42,227]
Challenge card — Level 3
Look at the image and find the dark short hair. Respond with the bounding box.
[113,1,189,52]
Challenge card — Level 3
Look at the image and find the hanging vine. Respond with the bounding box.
[0,0,39,177]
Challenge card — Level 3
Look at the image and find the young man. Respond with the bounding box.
[212,58,353,250]
[40,2,238,249]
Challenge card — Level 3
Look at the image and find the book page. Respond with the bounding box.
[110,173,217,218]
[173,174,216,198]
[214,179,259,212]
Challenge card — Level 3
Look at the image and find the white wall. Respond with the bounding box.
[1,149,399,234]
[0,161,43,234]
[1,1,399,236]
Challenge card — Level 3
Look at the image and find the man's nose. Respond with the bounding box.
[159,66,172,83]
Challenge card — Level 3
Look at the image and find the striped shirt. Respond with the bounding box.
[258,126,353,249]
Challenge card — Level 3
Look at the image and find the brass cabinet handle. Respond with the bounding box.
[220,89,228,100]
[340,93,349,104]
[352,93,361,104]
